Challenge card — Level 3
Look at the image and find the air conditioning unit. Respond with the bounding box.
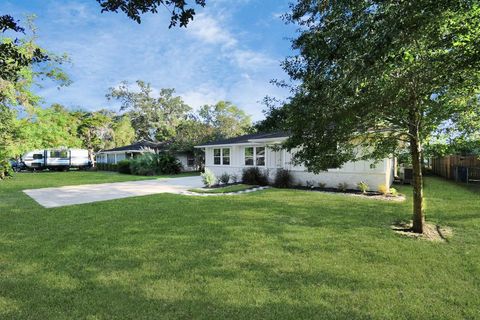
[399,167,413,185]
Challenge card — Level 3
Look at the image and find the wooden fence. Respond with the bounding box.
[431,155,480,183]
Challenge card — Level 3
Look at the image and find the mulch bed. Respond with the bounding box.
[293,186,406,201]
[391,221,453,242]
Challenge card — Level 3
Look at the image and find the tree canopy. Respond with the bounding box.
[265,0,480,233]
[106,81,191,141]
[97,0,206,25]
[198,101,252,140]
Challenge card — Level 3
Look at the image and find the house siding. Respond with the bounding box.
[96,151,197,173]
[204,144,393,190]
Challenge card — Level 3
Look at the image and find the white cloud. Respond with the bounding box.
[188,13,237,47]
[180,83,227,109]
[230,49,278,70]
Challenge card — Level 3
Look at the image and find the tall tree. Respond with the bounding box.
[0,16,69,178]
[107,81,191,141]
[269,0,480,233]
[16,104,83,155]
[198,101,252,140]
[77,111,113,165]
[109,115,136,149]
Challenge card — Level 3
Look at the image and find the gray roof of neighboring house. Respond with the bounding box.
[99,140,168,153]
[196,131,289,147]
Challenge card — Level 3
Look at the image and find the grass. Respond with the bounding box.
[0,172,479,319]
[189,184,256,194]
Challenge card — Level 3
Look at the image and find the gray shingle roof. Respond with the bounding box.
[197,131,289,147]
[100,140,168,152]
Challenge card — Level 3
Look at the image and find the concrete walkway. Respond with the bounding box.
[23,176,204,208]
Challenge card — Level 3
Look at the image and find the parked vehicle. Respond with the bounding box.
[9,159,26,172]
[22,149,91,171]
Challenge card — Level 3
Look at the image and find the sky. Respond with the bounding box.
[1,0,297,121]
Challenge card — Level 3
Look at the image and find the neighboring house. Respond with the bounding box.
[96,140,197,172]
[195,132,395,189]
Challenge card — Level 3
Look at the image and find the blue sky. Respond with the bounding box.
[1,0,296,121]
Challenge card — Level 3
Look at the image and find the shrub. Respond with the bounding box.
[318,182,326,189]
[357,181,369,193]
[230,174,238,184]
[157,153,182,174]
[273,169,293,188]
[378,184,388,195]
[242,167,268,186]
[117,160,131,174]
[201,168,217,187]
[130,153,157,176]
[219,172,230,184]
[306,180,315,189]
[337,182,348,192]
[389,187,398,196]
[130,152,182,176]
[0,160,13,180]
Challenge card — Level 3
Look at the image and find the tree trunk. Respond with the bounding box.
[409,126,424,234]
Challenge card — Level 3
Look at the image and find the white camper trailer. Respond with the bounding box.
[22,149,91,171]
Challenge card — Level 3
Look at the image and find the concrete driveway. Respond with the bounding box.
[23,176,203,208]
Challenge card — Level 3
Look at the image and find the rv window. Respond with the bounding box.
[33,154,43,160]
[50,150,68,158]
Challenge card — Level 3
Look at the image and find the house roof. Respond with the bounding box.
[195,131,289,147]
[99,140,168,153]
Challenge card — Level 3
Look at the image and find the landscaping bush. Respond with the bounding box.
[130,152,182,176]
[318,182,326,189]
[117,160,131,174]
[219,172,230,185]
[378,184,388,195]
[97,163,119,171]
[357,181,369,193]
[242,167,268,186]
[230,174,238,183]
[390,187,398,196]
[0,160,13,180]
[337,182,348,192]
[157,153,183,174]
[273,169,293,188]
[201,168,217,187]
[130,154,157,176]
[306,180,315,189]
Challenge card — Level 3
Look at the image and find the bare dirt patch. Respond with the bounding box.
[391,221,452,242]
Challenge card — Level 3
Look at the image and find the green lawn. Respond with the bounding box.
[189,184,256,194]
[0,172,479,319]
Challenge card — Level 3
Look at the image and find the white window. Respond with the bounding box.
[222,148,230,165]
[213,148,230,165]
[107,154,116,164]
[245,147,254,165]
[245,146,265,166]
[256,147,265,166]
[214,148,221,165]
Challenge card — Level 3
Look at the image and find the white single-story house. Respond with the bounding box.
[195,132,395,190]
[96,140,197,172]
